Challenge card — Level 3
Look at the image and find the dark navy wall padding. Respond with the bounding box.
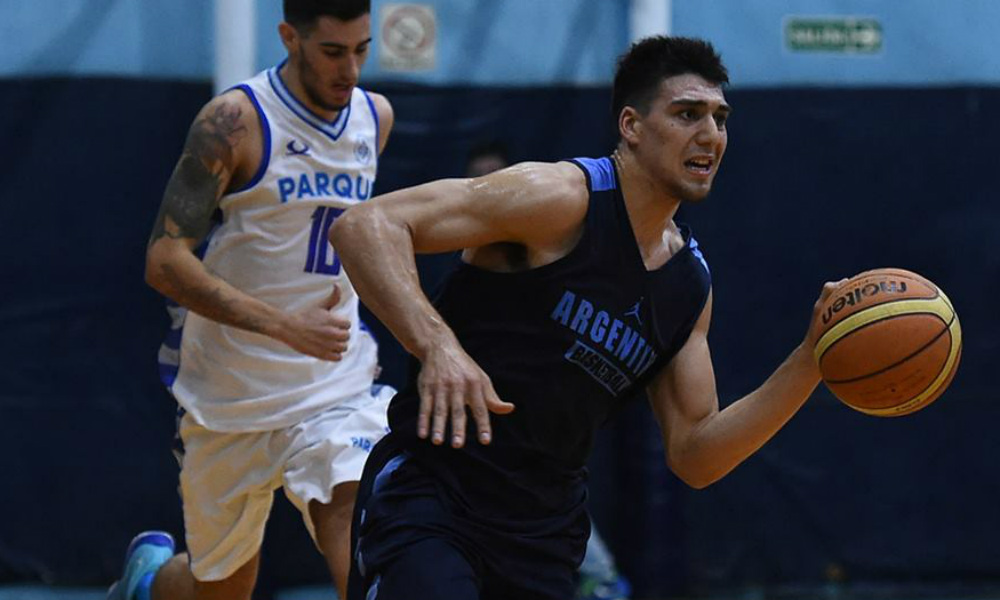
[1,78,998,598]
[0,77,208,584]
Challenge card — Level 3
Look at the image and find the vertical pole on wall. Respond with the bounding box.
[629,0,671,42]
[214,0,257,95]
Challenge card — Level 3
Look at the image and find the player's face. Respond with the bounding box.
[633,74,730,203]
[288,15,371,112]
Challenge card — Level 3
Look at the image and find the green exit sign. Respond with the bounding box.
[785,17,883,53]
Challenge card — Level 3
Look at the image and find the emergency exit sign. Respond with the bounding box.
[785,17,883,53]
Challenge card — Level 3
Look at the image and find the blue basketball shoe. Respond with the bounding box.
[576,573,632,600]
[106,531,175,600]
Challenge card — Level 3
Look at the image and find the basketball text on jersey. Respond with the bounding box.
[551,289,659,393]
[277,171,374,203]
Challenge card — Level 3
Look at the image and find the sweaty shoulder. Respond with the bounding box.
[494,161,589,246]
[461,161,589,270]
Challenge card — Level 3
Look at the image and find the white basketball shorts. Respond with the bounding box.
[177,384,395,581]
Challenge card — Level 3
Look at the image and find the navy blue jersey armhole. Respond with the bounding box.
[688,233,711,277]
[639,231,713,387]
[568,156,616,192]
[228,84,271,193]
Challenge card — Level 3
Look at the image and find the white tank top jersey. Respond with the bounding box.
[169,62,382,432]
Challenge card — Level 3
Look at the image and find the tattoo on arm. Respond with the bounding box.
[159,262,268,334]
[149,101,249,246]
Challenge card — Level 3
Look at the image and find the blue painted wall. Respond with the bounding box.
[1,0,210,79]
[3,0,1000,86]
[674,0,1000,87]
[255,0,628,85]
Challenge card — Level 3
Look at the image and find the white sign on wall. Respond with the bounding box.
[784,16,883,54]
[379,3,437,72]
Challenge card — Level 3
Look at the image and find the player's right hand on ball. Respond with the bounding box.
[278,285,351,361]
[417,340,515,448]
[805,277,849,348]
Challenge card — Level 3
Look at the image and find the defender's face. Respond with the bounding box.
[631,74,730,202]
[288,15,371,111]
[466,154,509,178]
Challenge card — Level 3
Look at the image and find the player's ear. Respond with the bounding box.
[619,106,642,145]
[278,22,300,54]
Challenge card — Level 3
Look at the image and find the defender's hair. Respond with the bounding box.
[466,139,511,168]
[612,36,729,119]
[283,0,370,31]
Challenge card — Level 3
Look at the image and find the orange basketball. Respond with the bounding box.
[813,268,961,417]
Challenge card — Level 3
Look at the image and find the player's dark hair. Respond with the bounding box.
[283,0,370,31]
[612,36,729,119]
[466,139,511,168]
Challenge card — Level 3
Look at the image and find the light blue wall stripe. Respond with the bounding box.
[255,0,627,85]
[1,0,210,79]
[674,0,1000,87]
[2,0,999,86]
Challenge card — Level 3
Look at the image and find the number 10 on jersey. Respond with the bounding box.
[305,206,345,275]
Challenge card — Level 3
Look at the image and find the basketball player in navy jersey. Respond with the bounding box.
[107,2,393,600]
[462,139,632,600]
[332,37,843,600]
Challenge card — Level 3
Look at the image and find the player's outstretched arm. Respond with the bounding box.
[330,161,588,447]
[647,282,842,488]
[145,91,350,362]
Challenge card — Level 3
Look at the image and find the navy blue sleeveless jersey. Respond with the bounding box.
[384,156,711,518]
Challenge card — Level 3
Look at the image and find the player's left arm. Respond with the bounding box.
[368,92,394,154]
[646,284,837,489]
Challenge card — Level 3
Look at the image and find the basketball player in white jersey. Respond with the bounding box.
[107,2,393,600]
